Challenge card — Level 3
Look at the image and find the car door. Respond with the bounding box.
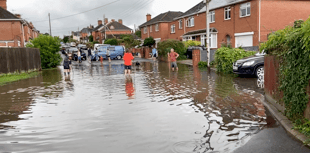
[108,47,116,59]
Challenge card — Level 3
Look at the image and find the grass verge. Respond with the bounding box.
[0,71,40,86]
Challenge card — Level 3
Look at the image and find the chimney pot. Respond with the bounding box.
[15,14,21,18]
[0,0,7,10]
[98,20,103,26]
[118,19,123,24]
[146,14,151,22]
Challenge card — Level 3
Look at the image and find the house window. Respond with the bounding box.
[186,17,194,27]
[171,24,175,33]
[150,25,152,32]
[179,19,183,29]
[224,7,231,20]
[240,2,251,17]
[226,35,231,45]
[201,33,218,48]
[209,11,215,23]
[144,27,147,34]
[155,24,159,31]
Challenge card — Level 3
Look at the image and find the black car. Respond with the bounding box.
[233,52,265,77]
[185,46,206,59]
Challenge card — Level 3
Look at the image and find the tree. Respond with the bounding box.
[143,37,155,47]
[89,35,94,42]
[104,38,118,45]
[135,30,141,38]
[120,34,141,49]
[63,36,69,43]
[26,35,62,69]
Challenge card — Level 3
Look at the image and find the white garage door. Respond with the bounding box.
[235,32,254,47]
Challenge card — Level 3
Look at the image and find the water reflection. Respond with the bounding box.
[0,62,268,153]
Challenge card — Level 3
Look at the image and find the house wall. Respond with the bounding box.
[260,0,310,42]
[0,21,24,47]
[106,30,132,35]
[141,23,169,40]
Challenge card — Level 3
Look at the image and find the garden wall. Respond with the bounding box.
[265,55,310,119]
[0,48,41,74]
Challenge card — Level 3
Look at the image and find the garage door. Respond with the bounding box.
[235,32,254,47]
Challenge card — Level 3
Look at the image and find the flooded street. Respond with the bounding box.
[0,60,308,153]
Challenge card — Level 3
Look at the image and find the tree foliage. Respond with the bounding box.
[26,35,61,69]
[215,47,256,74]
[120,34,141,49]
[63,36,69,43]
[104,38,118,45]
[157,39,187,60]
[89,35,93,42]
[135,30,141,38]
[143,37,155,47]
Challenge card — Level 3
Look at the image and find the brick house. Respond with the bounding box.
[0,0,39,47]
[92,18,133,43]
[140,0,310,50]
[80,25,93,43]
[139,11,183,45]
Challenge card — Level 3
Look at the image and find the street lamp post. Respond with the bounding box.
[204,0,211,67]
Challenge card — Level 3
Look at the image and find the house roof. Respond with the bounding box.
[81,27,93,33]
[0,7,19,19]
[93,24,104,32]
[139,11,183,28]
[175,0,247,20]
[106,21,132,31]
[73,31,80,36]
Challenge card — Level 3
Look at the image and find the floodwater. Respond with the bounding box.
[0,60,304,153]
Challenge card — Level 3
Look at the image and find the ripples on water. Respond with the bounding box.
[0,62,267,153]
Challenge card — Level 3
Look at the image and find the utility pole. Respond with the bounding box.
[104,14,106,42]
[204,0,211,67]
[48,13,52,36]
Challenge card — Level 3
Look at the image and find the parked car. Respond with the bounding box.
[70,42,76,47]
[92,46,124,61]
[185,46,206,59]
[94,44,110,51]
[233,52,265,77]
[69,48,87,61]
[77,44,87,50]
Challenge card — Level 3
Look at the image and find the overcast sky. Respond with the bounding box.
[7,0,202,38]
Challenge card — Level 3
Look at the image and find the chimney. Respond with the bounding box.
[118,19,123,24]
[104,18,108,24]
[98,20,102,26]
[0,0,7,10]
[15,14,21,18]
[146,14,151,22]
[111,19,115,22]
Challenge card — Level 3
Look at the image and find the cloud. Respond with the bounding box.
[7,0,202,37]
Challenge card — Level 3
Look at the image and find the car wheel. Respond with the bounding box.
[117,55,122,60]
[255,66,264,78]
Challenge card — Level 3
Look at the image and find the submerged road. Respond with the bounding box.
[0,57,309,153]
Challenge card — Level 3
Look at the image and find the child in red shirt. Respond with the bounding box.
[123,49,134,75]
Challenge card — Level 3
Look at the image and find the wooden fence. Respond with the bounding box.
[0,48,41,74]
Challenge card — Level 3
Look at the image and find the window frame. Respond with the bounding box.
[240,2,251,18]
[155,24,159,32]
[171,24,176,33]
[224,7,231,20]
[179,19,183,29]
[186,17,195,27]
[209,11,215,23]
[144,27,147,34]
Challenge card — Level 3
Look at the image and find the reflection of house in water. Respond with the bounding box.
[0,69,63,129]
[143,62,267,152]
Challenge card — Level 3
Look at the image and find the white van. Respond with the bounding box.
[70,42,76,47]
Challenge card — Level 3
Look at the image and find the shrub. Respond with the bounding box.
[104,38,118,45]
[89,35,93,42]
[157,39,187,60]
[215,47,256,74]
[143,37,155,47]
[26,35,61,69]
[198,61,208,68]
[183,40,201,48]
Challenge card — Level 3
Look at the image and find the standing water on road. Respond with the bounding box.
[0,61,305,153]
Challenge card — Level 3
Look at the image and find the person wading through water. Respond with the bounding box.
[107,48,111,63]
[63,54,72,76]
[168,48,179,71]
[123,49,134,75]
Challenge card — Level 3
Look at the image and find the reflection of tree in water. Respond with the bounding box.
[0,69,64,129]
[144,62,266,152]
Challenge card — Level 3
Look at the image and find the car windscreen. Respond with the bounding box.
[108,47,115,51]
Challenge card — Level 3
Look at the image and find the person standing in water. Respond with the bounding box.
[168,48,179,71]
[152,47,157,61]
[123,49,134,75]
[63,54,72,76]
[107,48,111,63]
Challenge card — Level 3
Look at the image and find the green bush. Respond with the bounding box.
[215,47,256,74]
[104,38,118,45]
[157,39,186,60]
[198,61,208,68]
[183,40,201,48]
[260,18,310,120]
[143,37,155,47]
[26,35,61,69]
